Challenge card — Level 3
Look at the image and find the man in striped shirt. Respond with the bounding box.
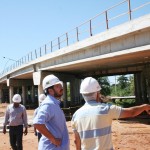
[71,77,150,150]
[3,94,28,150]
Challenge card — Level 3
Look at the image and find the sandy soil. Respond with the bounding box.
[0,103,150,150]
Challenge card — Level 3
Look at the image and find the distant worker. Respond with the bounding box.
[3,94,28,150]
[34,93,46,141]
[33,74,70,150]
[71,77,150,150]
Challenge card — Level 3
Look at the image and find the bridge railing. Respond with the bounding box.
[1,0,150,77]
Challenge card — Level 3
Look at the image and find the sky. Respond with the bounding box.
[0,0,149,83]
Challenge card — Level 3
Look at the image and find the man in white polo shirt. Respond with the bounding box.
[71,77,150,150]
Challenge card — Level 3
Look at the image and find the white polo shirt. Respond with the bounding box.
[71,101,122,150]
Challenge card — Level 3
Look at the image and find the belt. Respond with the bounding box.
[9,125,23,128]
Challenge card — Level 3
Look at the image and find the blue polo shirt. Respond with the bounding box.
[33,95,69,150]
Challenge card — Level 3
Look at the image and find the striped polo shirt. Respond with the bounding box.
[71,100,122,150]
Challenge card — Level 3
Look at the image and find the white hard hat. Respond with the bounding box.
[12,94,21,103]
[42,74,63,90]
[39,94,46,103]
[80,77,101,94]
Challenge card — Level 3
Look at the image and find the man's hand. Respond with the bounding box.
[147,110,150,115]
[3,126,6,134]
[145,104,150,115]
[34,124,62,147]
[52,138,62,147]
[24,127,28,136]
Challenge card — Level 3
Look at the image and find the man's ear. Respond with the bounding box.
[48,88,54,96]
[96,92,100,102]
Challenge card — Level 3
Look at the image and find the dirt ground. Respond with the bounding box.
[0,103,150,150]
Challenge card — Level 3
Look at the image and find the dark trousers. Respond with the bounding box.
[9,125,23,150]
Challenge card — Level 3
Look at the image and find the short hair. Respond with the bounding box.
[82,92,97,101]
[44,86,54,96]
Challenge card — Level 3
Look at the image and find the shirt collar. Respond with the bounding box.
[48,95,61,106]
[85,100,97,105]
[13,103,21,108]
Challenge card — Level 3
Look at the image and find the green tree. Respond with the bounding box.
[97,77,111,96]
[116,75,129,96]
[117,75,128,89]
[128,75,135,95]
[113,75,134,96]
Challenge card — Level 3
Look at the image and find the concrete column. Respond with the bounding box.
[38,85,43,106]
[63,82,67,107]
[143,65,150,103]
[9,86,14,103]
[22,85,26,105]
[31,86,35,103]
[147,79,150,103]
[70,81,75,106]
[141,72,147,103]
[74,79,81,105]
[134,73,142,105]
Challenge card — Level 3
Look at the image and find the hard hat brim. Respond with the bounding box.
[44,81,63,89]
[12,99,21,103]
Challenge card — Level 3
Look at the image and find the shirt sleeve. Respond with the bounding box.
[22,107,28,128]
[33,104,54,125]
[3,106,9,126]
[109,104,122,119]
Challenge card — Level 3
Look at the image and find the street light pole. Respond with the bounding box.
[1,57,17,74]
[3,56,17,62]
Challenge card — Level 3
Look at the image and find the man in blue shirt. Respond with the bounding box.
[33,74,69,150]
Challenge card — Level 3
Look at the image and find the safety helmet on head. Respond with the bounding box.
[39,94,46,103]
[42,74,63,90]
[80,77,101,94]
[12,94,21,103]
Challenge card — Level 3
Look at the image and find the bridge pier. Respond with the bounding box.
[22,85,26,105]
[31,86,35,103]
[143,65,150,103]
[63,82,67,107]
[9,86,14,103]
[134,65,150,104]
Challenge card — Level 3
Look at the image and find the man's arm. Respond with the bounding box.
[73,131,81,150]
[119,104,150,118]
[22,107,28,135]
[34,124,61,147]
[3,107,9,134]
[3,125,6,134]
